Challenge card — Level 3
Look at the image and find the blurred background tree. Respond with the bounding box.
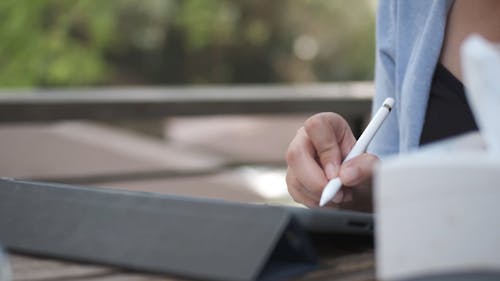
[0,0,376,87]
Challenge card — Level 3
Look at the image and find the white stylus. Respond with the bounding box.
[319,97,395,206]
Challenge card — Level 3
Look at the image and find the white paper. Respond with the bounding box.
[461,34,500,155]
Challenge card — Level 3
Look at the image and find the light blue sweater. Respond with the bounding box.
[367,0,454,157]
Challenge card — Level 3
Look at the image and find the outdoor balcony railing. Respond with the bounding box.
[0,82,373,125]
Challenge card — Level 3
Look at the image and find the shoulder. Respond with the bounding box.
[377,0,451,34]
[376,0,453,65]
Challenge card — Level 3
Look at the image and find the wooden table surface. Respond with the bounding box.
[9,251,374,281]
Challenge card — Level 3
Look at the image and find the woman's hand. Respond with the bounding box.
[285,112,378,211]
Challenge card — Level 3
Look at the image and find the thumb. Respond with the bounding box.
[339,153,378,187]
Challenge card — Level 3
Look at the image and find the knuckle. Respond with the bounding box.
[286,127,307,164]
[286,142,303,164]
[304,113,325,133]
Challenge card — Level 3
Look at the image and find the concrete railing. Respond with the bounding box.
[0,82,374,122]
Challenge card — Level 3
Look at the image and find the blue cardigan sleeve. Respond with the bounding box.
[367,0,400,157]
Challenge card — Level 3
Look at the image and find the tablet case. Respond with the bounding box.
[0,178,372,281]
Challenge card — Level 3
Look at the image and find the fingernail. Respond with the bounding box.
[324,163,338,180]
[332,189,344,204]
[342,166,359,184]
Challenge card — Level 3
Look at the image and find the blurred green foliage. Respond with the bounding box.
[0,0,375,87]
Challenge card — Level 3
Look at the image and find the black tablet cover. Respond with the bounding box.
[0,178,372,281]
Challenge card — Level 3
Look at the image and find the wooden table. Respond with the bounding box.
[8,235,375,281]
[9,252,374,281]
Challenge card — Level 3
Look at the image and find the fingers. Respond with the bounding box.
[286,171,319,208]
[304,113,356,179]
[323,155,376,211]
[339,153,379,187]
[286,127,329,199]
[285,112,362,209]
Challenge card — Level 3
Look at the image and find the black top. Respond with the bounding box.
[419,63,478,145]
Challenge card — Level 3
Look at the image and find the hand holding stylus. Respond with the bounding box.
[286,98,394,209]
[319,98,394,206]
